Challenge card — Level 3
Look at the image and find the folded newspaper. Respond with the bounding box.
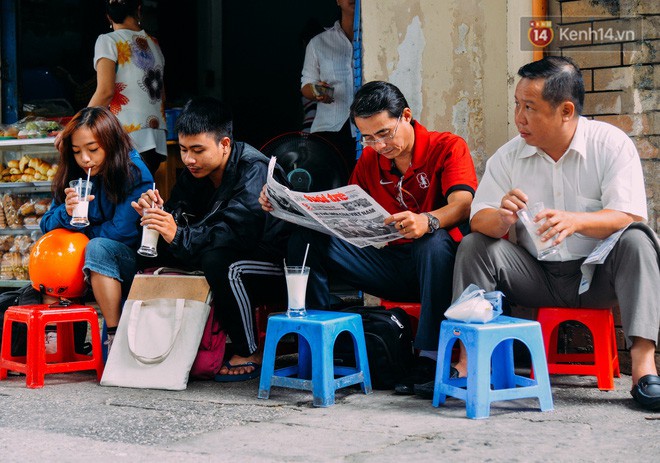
[267,157,402,248]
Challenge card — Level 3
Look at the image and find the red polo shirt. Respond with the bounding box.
[350,120,477,243]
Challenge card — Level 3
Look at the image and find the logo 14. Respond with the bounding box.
[528,20,554,47]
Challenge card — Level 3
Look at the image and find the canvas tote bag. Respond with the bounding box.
[101,274,212,390]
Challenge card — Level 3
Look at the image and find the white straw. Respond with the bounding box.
[301,243,310,273]
[84,168,91,198]
[151,182,156,208]
[283,258,287,269]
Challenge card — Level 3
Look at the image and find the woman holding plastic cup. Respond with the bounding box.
[40,107,153,352]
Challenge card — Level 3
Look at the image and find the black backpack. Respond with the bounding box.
[0,284,91,356]
[334,306,415,390]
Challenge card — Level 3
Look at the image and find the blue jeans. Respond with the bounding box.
[288,228,458,350]
[83,237,137,298]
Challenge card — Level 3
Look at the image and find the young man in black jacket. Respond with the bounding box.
[132,97,290,381]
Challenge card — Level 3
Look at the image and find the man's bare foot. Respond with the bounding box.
[217,351,263,376]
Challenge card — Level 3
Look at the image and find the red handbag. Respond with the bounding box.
[189,303,226,379]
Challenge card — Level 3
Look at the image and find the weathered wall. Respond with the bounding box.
[361,1,533,176]
[547,0,658,233]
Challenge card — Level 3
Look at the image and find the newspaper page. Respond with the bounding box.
[578,225,629,294]
[266,157,402,248]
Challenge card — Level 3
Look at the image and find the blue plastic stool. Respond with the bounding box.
[258,310,372,407]
[432,315,554,419]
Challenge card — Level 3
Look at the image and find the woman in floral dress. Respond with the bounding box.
[88,0,166,175]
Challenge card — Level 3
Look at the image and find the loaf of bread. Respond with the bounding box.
[18,200,35,216]
[34,198,51,216]
[0,235,14,251]
[19,155,30,172]
[0,251,21,280]
[1,155,57,183]
[22,215,39,227]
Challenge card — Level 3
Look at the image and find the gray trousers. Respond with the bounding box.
[453,227,660,348]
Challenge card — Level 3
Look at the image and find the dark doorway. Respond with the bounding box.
[221,0,338,149]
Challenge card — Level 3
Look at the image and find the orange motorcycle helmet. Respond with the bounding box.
[29,229,89,298]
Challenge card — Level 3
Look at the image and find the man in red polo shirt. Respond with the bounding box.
[265,81,478,393]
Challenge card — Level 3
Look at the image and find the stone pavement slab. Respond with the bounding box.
[0,372,658,462]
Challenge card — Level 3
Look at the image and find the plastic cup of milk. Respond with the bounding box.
[138,223,160,257]
[516,201,559,260]
[284,265,310,318]
[69,179,92,227]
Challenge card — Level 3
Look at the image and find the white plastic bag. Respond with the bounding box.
[444,284,503,323]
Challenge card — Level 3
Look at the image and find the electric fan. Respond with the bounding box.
[260,132,349,192]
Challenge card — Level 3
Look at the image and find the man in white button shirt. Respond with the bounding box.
[453,56,660,410]
[300,0,357,173]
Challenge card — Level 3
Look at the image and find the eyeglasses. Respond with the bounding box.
[359,114,402,147]
[394,175,420,211]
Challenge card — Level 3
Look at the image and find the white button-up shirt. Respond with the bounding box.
[472,117,647,261]
[301,21,355,135]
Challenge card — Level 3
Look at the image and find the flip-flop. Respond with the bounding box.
[630,374,660,411]
[214,361,261,383]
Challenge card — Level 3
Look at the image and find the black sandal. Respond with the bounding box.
[630,374,660,411]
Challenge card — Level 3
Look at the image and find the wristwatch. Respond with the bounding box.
[422,212,440,234]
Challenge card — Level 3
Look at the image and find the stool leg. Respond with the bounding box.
[526,332,554,412]
[350,328,372,394]
[466,336,493,419]
[0,317,13,380]
[311,331,335,407]
[257,327,281,400]
[26,313,46,389]
[57,322,76,362]
[433,332,454,407]
[547,323,560,364]
[610,320,620,378]
[298,335,312,380]
[592,320,615,391]
[88,318,104,381]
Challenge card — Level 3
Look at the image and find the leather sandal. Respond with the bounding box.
[630,374,660,411]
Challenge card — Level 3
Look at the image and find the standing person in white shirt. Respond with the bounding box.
[300,0,357,174]
[89,0,166,175]
[452,56,660,410]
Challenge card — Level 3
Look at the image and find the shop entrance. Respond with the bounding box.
[11,0,339,150]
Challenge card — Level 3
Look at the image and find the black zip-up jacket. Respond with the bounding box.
[165,141,291,262]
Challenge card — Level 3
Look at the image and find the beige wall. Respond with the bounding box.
[361,0,533,175]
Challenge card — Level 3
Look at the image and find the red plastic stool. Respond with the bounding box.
[536,307,620,390]
[0,304,104,388]
[379,299,421,337]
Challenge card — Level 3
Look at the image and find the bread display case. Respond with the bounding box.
[0,138,58,288]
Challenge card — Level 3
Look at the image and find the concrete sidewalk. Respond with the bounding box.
[1,370,658,462]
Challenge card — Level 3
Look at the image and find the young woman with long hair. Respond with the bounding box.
[41,106,153,351]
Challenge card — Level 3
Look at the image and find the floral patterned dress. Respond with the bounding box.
[94,29,167,157]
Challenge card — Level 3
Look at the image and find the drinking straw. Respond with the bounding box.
[84,168,91,198]
[301,243,310,273]
[151,182,156,208]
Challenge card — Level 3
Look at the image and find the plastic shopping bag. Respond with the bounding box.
[444,284,503,323]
